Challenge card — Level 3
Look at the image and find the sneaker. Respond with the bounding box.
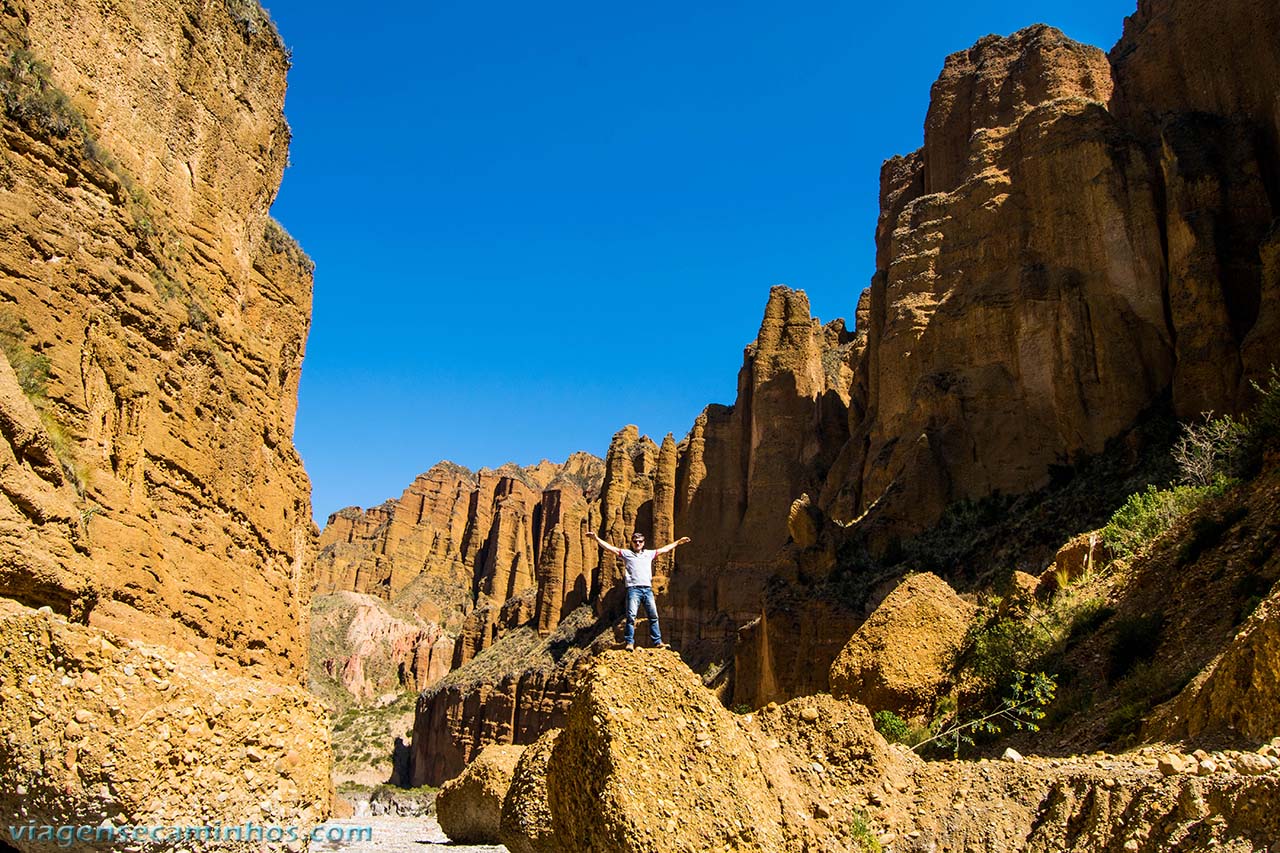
[653,642,669,650]
[625,642,635,652]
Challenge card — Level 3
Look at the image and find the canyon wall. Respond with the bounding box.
[824,2,1278,544]
[0,0,330,841]
[1,0,315,682]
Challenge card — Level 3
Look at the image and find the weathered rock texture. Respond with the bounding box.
[826,8,1278,546]
[410,604,611,787]
[498,650,1280,853]
[499,728,560,853]
[0,0,331,839]
[0,0,315,682]
[827,25,1171,544]
[1110,0,1280,416]
[379,0,1280,787]
[401,290,860,783]
[669,287,858,661]
[0,599,330,852]
[829,572,975,717]
[435,743,526,844]
[540,648,901,845]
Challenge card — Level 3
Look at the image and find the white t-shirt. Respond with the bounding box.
[620,548,656,587]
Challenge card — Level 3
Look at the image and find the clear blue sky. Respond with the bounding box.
[265,0,1138,524]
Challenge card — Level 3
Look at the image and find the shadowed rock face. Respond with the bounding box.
[831,11,1279,546]
[833,24,1174,545]
[0,0,314,682]
[669,287,858,661]
[1110,0,1280,418]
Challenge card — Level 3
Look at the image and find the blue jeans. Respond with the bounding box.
[625,586,662,645]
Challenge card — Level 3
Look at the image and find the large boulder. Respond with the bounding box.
[545,649,788,852]
[829,572,975,717]
[436,743,526,844]
[500,728,561,853]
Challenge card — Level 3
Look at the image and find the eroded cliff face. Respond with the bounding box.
[0,0,314,681]
[669,287,858,661]
[315,454,606,659]
[830,10,1278,545]
[395,289,860,784]
[0,0,328,841]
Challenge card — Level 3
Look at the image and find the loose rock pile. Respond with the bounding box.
[0,600,332,852]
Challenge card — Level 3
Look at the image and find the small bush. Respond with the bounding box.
[1173,413,1247,487]
[916,671,1056,757]
[872,709,931,748]
[965,614,1047,695]
[849,809,882,852]
[872,710,910,742]
[1101,482,1225,559]
[0,49,84,140]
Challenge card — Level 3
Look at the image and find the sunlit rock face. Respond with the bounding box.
[0,0,315,681]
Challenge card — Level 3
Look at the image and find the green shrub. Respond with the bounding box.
[1101,482,1225,558]
[0,49,84,140]
[965,614,1047,695]
[872,710,910,742]
[916,671,1056,757]
[849,809,882,852]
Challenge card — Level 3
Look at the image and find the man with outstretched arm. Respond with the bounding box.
[587,530,691,651]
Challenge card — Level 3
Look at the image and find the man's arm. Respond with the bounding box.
[586,531,623,555]
[653,536,692,555]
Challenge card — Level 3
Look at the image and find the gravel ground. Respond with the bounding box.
[309,815,506,852]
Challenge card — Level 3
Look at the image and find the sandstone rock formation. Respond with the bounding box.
[399,289,862,783]
[315,454,604,637]
[669,286,858,661]
[0,599,330,851]
[0,0,331,838]
[823,5,1279,548]
[827,25,1173,547]
[543,650,789,852]
[1110,0,1280,416]
[0,0,316,682]
[1153,584,1280,744]
[829,572,975,717]
[367,0,1280,790]
[410,604,611,786]
[435,743,526,844]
